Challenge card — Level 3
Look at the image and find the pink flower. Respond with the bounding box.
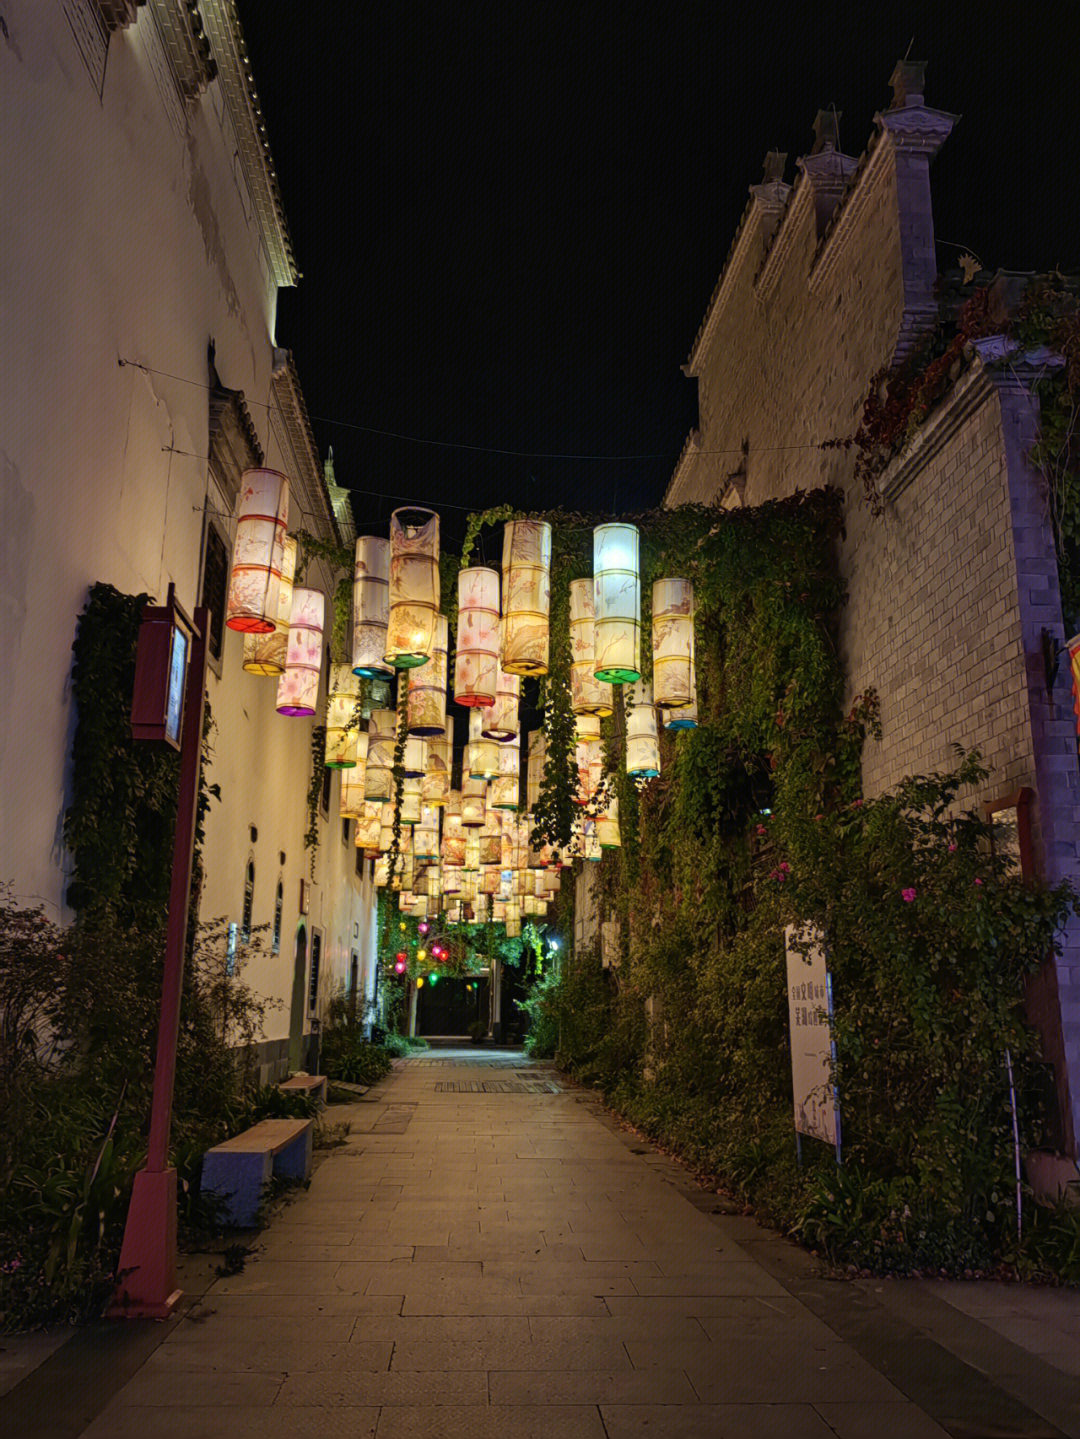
[852,799,863,808]
[901,888,917,903]
[779,861,791,873]
[756,824,767,836]
[948,843,957,853]
[974,877,983,886]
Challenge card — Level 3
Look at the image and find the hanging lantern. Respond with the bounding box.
[226,468,289,633]
[441,806,466,867]
[479,813,502,867]
[626,680,660,778]
[492,898,507,922]
[474,893,490,922]
[505,905,521,938]
[569,578,614,716]
[663,693,698,731]
[421,862,441,899]
[652,578,695,709]
[407,613,448,737]
[339,734,369,817]
[593,523,640,683]
[501,519,552,676]
[490,732,521,811]
[325,663,361,767]
[462,777,487,828]
[365,707,397,803]
[597,792,621,849]
[464,832,481,873]
[443,866,463,895]
[481,668,521,741]
[574,715,603,806]
[422,717,454,806]
[385,507,440,668]
[399,775,422,825]
[526,729,547,810]
[243,535,297,675]
[351,535,393,678]
[354,800,382,852]
[403,736,427,780]
[459,870,478,902]
[454,567,500,707]
[415,806,440,862]
[468,708,500,780]
[276,587,324,716]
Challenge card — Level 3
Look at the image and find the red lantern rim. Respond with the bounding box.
[227,616,276,634]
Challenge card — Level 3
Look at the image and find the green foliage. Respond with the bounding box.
[304,725,326,875]
[320,1027,394,1086]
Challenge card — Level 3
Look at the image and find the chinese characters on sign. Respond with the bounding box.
[784,923,840,1151]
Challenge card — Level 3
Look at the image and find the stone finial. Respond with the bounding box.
[811,109,841,154]
[762,151,787,183]
[889,60,926,108]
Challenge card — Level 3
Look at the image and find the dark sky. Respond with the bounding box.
[237,1,1080,556]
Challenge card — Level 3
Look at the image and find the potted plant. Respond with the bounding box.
[467,1019,487,1046]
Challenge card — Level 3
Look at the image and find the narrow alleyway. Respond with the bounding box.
[16,1051,1080,1439]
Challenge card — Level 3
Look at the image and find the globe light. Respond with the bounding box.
[416,947,427,961]
[416,977,424,989]
[394,953,408,974]
[418,920,429,935]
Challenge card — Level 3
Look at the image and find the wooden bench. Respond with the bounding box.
[200,1117,313,1228]
[278,1073,328,1107]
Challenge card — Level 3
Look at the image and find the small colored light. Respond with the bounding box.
[429,972,438,984]
[416,977,424,988]
[394,953,408,975]
[418,920,429,935]
[416,947,427,962]
[548,937,561,950]
[399,921,407,932]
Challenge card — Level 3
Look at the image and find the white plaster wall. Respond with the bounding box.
[0,3,374,1050]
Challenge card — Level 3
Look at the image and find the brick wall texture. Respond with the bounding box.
[667,110,1080,1156]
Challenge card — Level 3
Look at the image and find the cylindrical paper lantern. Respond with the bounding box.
[407,613,448,736]
[227,468,289,633]
[597,793,621,849]
[441,808,466,867]
[461,777,487,827]
[574,715,603,806]
[593,523,640,683]
[352,535,393,678]
[399,776,422,825]
[501,519,552,676]
[490,732,520,811]
[505,906,521,938]
[468,708,499,780]
[339,733,369,817]
[663,694,698,731]
[454,567,500,706]
[481,668,521,741]
[626,680,660,778]
[464,832,481,872]
[569,578,614,716]
[354,801,381,852]
[422,717,454,806]
[526,729,547,810]
[243,535,297,675]
[652,578,695,709]
[403,736,427,779]
[325,663,361,766]
[365,707,397,803]
[443,867,463,896]
[414,806,440,862]
[276,587,324,716]
[385,508,439,668]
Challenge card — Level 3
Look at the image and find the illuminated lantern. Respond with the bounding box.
[385,507,439,668]
[493,898,507,922]
[593,523,640,683]
[482,866,501,895]
[664,694,698,731]
[474,893,490,921]
[479,813,502,867]
[454,567,500,707]
[399,775,422,825]
[501,519,552,676]
[276,587,324,716]
[403,736,427,779]
[407,613,448,737]
[377,816,395,855]
[526,729,546,810]
[442,865,463,895]
[422,717,454,806]
[569,579,613,716]
[481,668,521,741]
[461,781,486,828]
[243,535,297,675]
[574,715,603,806]
[411,894,429,920]
[365,707,397,803]
[626,680,660,778]
[464,831,481,871]
[505,903,521,938]
[351,535,393,678]
[227,468,289,633]
[597,792,621,849]
[325,663,361,767]
[468,709,500,780]
[420,863,441,899]
[354,800,382,852]
[415,806,440,862]
[339,735,369,817]
[490,732,521,811]
[652,578,695,709]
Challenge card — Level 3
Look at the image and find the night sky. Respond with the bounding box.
[237,2,1080,557]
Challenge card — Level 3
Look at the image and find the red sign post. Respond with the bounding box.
[109,589,209,1318]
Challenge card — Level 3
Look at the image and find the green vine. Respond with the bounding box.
[304,725,326,876]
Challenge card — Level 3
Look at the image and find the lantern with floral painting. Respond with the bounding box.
[441,806,466,867]
[625,680,660,779]
[385,507,439,668]
[526,729,546,810]
[663,694,698,731]
[227,468,289,633]
[399,775,422,825]
[468,708,499,780]
[352,535,393,678]
[243,535,297,675]
[276,587,324,716]
[414,806,440,863]
[481,668,520,741]
[339,734,369,817]
[365,707,397,803]
[501,519,552,676]
[597,792,621,849]
[421,718,453,806]
[461,777,487,828]
[354,800,382,853]
[325,663,361,767]
[574,715,603,806]
[454,567,500,707]
[593,523,640,683]
[407,613,448,737]
[652,578,695,710]
[490,733,520,811]
[402,736,427,780]
[569,578,613,716]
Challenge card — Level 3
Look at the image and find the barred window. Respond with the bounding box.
[200,522,229,661]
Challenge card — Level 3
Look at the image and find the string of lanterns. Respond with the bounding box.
[224,477,698,933]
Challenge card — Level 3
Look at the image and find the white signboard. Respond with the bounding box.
[784,923,839,1149]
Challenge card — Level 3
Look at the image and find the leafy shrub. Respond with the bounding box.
[320,1027,393,1086]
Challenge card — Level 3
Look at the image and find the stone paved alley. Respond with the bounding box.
[6,1050,1080,1439]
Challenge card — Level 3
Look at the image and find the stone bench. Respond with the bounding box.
[278,1073,328,1107]
[201,1117,313,1228]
